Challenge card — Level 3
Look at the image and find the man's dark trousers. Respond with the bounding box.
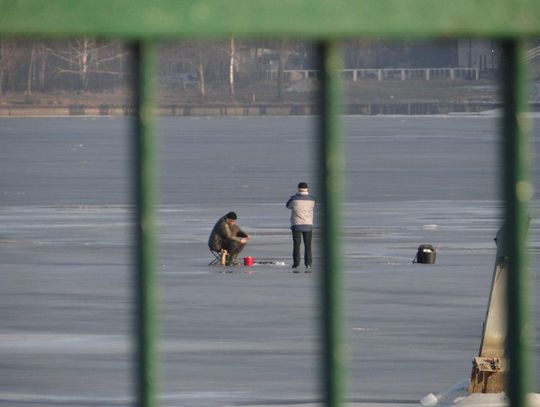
[292,230,312,267]
[222,239,246,257]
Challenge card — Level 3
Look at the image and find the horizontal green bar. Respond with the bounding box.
[2,0,540,38]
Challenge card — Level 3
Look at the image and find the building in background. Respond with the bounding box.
[457,39,500,77]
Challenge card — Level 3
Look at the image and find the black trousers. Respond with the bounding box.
[222,239,246,258]
[292,230,312,267]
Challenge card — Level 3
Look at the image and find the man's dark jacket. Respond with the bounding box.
[208,216,247,251]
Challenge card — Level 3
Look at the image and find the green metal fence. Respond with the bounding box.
[1,1,539,406]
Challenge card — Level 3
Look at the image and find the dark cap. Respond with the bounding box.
[298,182,308,189]
[225,211,237,220]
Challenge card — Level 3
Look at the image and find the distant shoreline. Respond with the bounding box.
[0,79,510,117]
[0,101,515,117]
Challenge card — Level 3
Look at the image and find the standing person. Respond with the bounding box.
[208,212,250,266]
[286,182,316,272]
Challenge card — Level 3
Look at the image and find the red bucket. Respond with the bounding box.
[243,256,254,267]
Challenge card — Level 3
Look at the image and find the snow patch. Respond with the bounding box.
[421,379,540,407]
[420,379,469,406]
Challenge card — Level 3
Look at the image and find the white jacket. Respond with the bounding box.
[286,190,316,231]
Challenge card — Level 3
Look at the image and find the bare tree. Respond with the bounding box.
[36,42,50,91]
[47,39,128,91]
[0,40,18,94]
[229,37,236,102]
[343,40,378,68]
[196,42,208,102]
[159,41,230,103]
[277,39,289,102]
[26,42,36,94]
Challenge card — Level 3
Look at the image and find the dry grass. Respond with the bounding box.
[0,79,500,107]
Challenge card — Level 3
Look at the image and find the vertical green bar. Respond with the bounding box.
[317,41,345,407]
[501,39,530,407]
[133,41,158,407]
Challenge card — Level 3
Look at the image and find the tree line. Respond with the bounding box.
[0,39,459,102]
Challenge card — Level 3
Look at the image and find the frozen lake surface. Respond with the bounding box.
[0,116,539,407]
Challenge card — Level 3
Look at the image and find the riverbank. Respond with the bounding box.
[0,79,530,116]
[0,101,510,117]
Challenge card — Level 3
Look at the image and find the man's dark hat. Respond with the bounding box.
[225,211,237,220]
[298,182,308,189]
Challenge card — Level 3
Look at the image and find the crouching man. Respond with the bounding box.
[208,212,250,266]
